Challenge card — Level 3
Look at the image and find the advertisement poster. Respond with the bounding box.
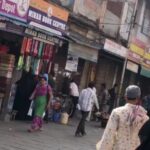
[28,0,69,36]
[65,54,78,72]
[128,38,145,64]
[0,0,29,22]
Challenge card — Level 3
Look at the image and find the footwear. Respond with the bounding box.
[82,132,87,136]
[75,133,82,137]
[28,129,34,133]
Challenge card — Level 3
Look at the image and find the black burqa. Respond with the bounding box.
[13,70,37,120]
[136,119,150,150]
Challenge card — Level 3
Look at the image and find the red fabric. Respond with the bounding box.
[20,37,28,54]
[25,38,32,54]
[42,44,54,60]
[33,40,39,57]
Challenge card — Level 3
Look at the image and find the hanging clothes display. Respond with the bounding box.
[25,38,32,55]
[38,42,44,58]
[25,56,32,72]
[32,58,41,75]
[18,32,57,76]
[17,55,24,70]
[33,40,39,57]
[20,37,28,54]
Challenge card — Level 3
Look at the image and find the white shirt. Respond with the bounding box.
[70,82,79,97]
[79,88,99,112]
[97,104,149,150]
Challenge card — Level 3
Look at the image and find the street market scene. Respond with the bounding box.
[1,0,150,150]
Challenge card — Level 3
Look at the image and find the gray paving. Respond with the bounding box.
[0,119,103,150]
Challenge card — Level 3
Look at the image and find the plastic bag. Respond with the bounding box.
[27,100,34,116]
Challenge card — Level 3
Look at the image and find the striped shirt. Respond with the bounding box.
[79,88,99,112]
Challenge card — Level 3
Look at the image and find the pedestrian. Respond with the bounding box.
[99,83,110,113]
[28,74,52,132]
[96,85,149,150]
[136,119,150,150]
[142,94,150,117]
[108,84,118,114]
[75,82,99,137]
[69,79,79,118]
[86,82,98,121]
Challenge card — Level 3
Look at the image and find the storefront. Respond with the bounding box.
[127,38,148,96]
[139,45,150,96]
[0,0,29,120]
[95,39,128,95]
[0,0,69,120]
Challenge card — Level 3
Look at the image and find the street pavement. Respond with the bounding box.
[0,119,104,150]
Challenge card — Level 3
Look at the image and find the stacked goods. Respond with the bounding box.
[0,54,15,78]
[0,54,15,111]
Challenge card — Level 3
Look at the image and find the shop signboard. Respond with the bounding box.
[126,60,138,73]
[104,39,128,58]
[25,28,60,44]
[65,53,78,72]
[128,38,145,64]
[0,0,29,22]
[27,0,69,36]
[142,46,150,69]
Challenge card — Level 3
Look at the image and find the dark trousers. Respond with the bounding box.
[76,111,89,135]
[70,96,78,118]
[108,99,115,114]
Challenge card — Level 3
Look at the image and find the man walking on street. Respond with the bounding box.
[69,79,79,118]
[75,82,99,137]
[108,84,118,114]
[99,83,110,113]
[96,85,149,150]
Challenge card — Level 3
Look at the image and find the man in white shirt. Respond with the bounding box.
[75,82,99,137]
[69,79,79,118]
[96,85,149,150]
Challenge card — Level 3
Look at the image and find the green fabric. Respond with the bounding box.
[141,67,150,78]
[17,56,24,70]
[34,96,47,117]
[38,42,44,57]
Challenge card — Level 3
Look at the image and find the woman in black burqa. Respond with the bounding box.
[13,69,38,120]
[136,119,150,150]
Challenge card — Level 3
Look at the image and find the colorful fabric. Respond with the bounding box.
[20,37,28,54]
[38,42,44,57]
[34,95,47,117]
[25,56,31,72]
[33,40,39,57]
[30,40,36,55]
[25,38,32,54]
[32,58,40,75]
[35,84,51,97]
[31,116,43,129]
[17,56,24,70]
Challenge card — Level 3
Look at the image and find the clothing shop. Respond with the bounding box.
[0,0,69,121]
[0,0,29,120]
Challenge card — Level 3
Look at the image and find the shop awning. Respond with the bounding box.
[69,42,99,63]
[0,15,27,27]
[140,67,150,78]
